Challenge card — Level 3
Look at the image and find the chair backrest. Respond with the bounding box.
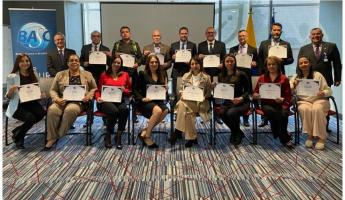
[39,77,54,98]
[251,76,259,92]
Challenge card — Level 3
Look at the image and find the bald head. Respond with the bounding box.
[152,29,161,44]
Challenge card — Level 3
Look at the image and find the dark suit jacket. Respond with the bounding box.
[79,43,111,83]
[47,48,76,77]
[170,41,197,78]
[198,40,226,77]
[258,39,294,74]
[230,44,259,75]
[298,42,342,86]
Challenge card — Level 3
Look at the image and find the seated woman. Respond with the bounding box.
[252,56,294,148]
[95,55,131,149]
[5,54,46,149]
[133,54,169,149]
[44,54,97,150]
[169,56,212,148]
[217,54,251,145]
[290,56,332,150]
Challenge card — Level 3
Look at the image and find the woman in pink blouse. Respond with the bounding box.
[95,55,131,149]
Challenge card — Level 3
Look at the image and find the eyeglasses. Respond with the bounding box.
[207,32,215,34]
[92,35,101,37]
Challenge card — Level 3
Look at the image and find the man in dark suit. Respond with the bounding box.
[143,29,172,71]
[258,22,294,75]
[298,27,341,87]
[170,27,197,97]
[80,31,111,85]
[47,32,76,77]
[230,30,259,126]
[257,22,293,127]
[198,27,226,79]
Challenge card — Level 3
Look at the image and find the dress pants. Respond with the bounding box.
[221,103,250,134]
[98,102,129,133]
[47,102,82,140]
[298,99,330,140]
[175,100,201,140]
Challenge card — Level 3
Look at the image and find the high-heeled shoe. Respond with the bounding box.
[115,131,122,150]
[104,133,112,149]
[148,143,159,149]
[42,139,58,151]
[138,130,147,146]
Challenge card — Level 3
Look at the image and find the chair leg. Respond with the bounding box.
[252,113,257,145]
[5,117,9,146]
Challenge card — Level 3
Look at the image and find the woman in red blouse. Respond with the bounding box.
[253,56,293,148]
[95,55,131,149]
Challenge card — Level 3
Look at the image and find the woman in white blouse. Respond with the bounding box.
[290,56,332,150]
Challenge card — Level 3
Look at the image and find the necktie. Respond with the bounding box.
[209,43,213,53]
[240,45,243,54]
[182,42,186,50]
[315,45,321,60]
[59,49,64,62]
[94,45,98,52]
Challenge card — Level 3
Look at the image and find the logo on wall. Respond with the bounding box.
[17,22,51,51]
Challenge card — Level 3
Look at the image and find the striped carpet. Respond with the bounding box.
[3,114,342,199]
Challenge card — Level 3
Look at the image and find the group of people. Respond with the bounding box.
[6,23,341,151]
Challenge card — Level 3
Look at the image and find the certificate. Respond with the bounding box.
[63,85,86,101]
[101,85,122,103]
[89,51,107,65]
[236,53,252,69]
[146,85,166,100]
[213,83,234,100]
[175,49,191,63]
[18,83,41,103]
[268,45,287,58]
[296,79,320,97]
[203,55,220,68]
[120,53,135,68]
[182,86,204,102]
[259,83,281,99]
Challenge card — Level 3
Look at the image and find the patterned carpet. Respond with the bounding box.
[3,114,342,199]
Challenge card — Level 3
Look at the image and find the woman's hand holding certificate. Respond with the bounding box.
[296,79,320,97]
[182,86,204,102]
[259,83,281,99]
[18,83,41,103]
[146,85,166,100]
[101,85,122,103]
[63,85,86,101]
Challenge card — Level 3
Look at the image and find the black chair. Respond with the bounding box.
[327,96,340,144]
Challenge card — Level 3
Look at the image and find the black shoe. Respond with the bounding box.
[15,143,25,149]
[233,132,244,146]
[42,139,58,151]
[192,139,198,144]
[115,132,122,150]
[243,121,250,127]
[138,131,146,146]
[230,134,235,144]
[185,140,194,148]
[148,143,159,149]
[326,127,332,133]
[169,130,180,145]
[70,125,76,129]
[216,118,223,124]
[104,134,112,149]
[285,141,295,149]
[258,120,268,127]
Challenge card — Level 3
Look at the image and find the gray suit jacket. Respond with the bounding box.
[47,48,76,77]
[258,39,293,74]
[298,42,342,86]
[142,42,172,70]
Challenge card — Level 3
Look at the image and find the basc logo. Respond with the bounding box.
[17,22,51,51]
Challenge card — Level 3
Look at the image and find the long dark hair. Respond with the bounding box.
[106,54,123,76]
[264,56,282,76]
[11,53,38,82]
[296,55,314,79]
[145,54,166,84]
[189,55,204,72]
[220,53,237,77]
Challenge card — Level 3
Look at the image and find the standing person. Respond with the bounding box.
[169,56,212,148]
[298,28,341,87]
[217,54,251,145]
[258,22,294,75]
[142,29,172,71]
[5,54,46,149]
[252,56,294,149]
[257,22,293,127]
[95,55,131,149]
[170,27,197,99]
[290,56,332,150]
[230,29,259,126]
[47,32,76,77]
[80,31,111,85]
[111,26,142,85]
[44,54,97,150]
[198,27,226,79]
[133,55,169,149]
